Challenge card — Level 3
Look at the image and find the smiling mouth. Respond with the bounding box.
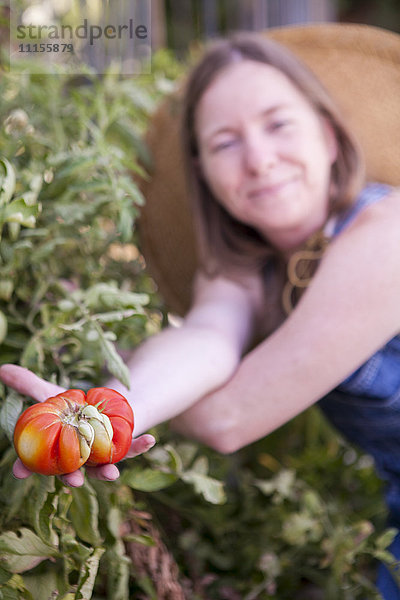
[248,178,298,199]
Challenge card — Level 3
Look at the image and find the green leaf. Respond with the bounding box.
[190,456,208,475]
[7,222,20,241]
[0,391,23,441]
[282,512,322,546]
[164,444,184,474]
[375,528,398,550]
[0,472,36,523]
[103,503,131,600]
[2,197,40,228]
[145,444,183,474]
[20,337,44,372]
[69,481,102,546]
[93,309,138,323]
[181,471,226,505]
[105,120,153,170]
[85,283,149,311]
[53,198,105,224]
[95,326,130,389]
[0,564,13,586]
[22,570,59,600]
[76,547,105,600]
[374,549,397,564]
[0,158,16,206]
[254,469,298,502]
[0,279,14,301]
[105,504,122,541]
[121,467,178,492]
[30,237,70,262]
[61,534,93,563]
[0,573,33,600]
[174,443,198,469]
[0,528,59,573]
[103,544,131,600]
[51,154,98,179]
[30,477,59,546]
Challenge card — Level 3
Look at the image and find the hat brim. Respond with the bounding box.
[139,23,400,316]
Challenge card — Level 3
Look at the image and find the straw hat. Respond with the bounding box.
[139,23,400,316]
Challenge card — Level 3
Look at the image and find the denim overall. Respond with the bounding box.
[318,183,400,598]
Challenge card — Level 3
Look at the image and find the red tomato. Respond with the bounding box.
[13,388,134,476]
[84,387,134,466]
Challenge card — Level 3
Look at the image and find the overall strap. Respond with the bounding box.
[282,183,394,315]
[332,183,393,237]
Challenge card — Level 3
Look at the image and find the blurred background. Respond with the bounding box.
[2,0,399,72]
[153,0,400,55]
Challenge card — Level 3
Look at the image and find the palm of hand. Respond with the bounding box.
[0,364,155,487]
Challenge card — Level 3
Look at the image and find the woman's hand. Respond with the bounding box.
[0,364,155,487]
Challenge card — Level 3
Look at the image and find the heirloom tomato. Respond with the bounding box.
[13,387,134,476]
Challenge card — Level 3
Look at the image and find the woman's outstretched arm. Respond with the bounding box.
[104,270,263,435]
[171,189,400,452]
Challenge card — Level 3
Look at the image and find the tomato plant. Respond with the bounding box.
[13,388,134,475]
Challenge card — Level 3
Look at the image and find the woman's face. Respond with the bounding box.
[195,60,337,252]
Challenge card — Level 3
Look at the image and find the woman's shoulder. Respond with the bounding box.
[355,183,400,223]
[331,183,400,237]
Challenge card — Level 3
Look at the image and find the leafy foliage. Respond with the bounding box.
[0,52,396,600]
[0,57,176,599]
[141,416,395,600]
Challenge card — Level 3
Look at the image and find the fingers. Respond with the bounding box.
[59,470,85,487]
[13,437,153,488]
[125,434,156,458]
[13,458,84,487]
[85,463,120,481]
[12,458,32,479]
[60,464,120,485]
[82,436,157,481]
[0,364,64,402]
[12,459,117,487]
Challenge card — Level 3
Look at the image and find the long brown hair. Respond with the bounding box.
[181,32,365,279]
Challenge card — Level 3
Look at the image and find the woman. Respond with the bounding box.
[2,32,400,596]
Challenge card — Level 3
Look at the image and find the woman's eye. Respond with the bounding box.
[212,139,238,152]
[268,120,291,132]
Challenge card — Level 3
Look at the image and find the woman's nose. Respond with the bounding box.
[244,135,277,175]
